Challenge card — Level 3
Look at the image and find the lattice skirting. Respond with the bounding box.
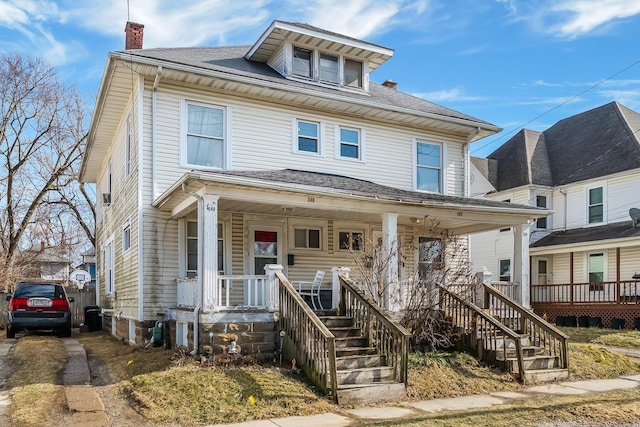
[532,304,640,330]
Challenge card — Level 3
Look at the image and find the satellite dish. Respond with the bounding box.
[630,208,640,229]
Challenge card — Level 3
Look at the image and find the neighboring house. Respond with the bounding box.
[22,241,72,284]
[470,101,640,328]
[75,248,97,289]
[80,21,544,350]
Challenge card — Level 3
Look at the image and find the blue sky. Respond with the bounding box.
[1,0,639,157]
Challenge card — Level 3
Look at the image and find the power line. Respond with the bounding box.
[471,57,640,155]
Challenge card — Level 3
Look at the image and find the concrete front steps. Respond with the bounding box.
[320,315,407,406]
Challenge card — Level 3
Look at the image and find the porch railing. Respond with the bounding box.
[484,283,569,372]
[176,275,270,309]
[532,280,640,305]
[437,283,526,381]
[276,271,338,401]
[339,275,411,386]
[490,281,521,305]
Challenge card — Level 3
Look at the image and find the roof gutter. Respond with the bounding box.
[110,53,502,134]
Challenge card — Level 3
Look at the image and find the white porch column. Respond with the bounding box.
[201,194,219,311]
[513,223,531,308]
[264,264,283,311]
[381,213,399,311]
[331,266,350,309]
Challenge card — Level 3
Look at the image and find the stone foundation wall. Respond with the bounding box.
[200,320,277,361]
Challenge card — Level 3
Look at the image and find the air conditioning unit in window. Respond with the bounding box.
[102,193,111,205]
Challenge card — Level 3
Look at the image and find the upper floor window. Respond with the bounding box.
[416,141,442,193]
[293,47,312,78]
[344,59,363,88]
[296,120,320,154]
[125,116,132,178]
[536,195,548,229]
[588,186,603,224]
[337,127,361,160]
[183,102,226,169]
[291,46,364,90]
[319,53,339,84]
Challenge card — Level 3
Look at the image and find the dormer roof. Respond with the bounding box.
[245,20,394,72]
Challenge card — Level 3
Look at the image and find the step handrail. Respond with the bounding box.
[483,283,569,370]
[339,275,412,385]
[437,283,526,380]
[276,271,338,401]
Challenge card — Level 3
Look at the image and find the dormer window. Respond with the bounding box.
[319,53,339,84]
[293,47,312,78]
[291,45,364,90]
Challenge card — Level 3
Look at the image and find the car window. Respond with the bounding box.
[14,283,66,299]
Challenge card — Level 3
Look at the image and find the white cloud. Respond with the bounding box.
[550,0,640,37]
[413,87,486,102]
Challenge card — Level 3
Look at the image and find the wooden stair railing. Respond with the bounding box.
[483,283,570,371]
[339,275,412,386]
[437,283,526,380]
[276,271,338,401]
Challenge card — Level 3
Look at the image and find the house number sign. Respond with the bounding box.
[206,203,216,212]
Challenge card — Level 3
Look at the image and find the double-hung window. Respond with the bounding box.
[536,195,548,229]
[588,187,604,224]
[499,259,511,282]
[186,221,224,278]
[588,252,605,291]
[293,47,312,78]
[125,116,132,178]
[319,53,339,84]
[416,141,442,193]
[104,239,114,295]
[296,120,320,154]
[122,220,131,253]
[418,237,443,276]
[337,127,361,160]
[184,102,225,169]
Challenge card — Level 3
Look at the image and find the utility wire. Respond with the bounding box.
[471,57,640,155]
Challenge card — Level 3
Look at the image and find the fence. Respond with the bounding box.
[0,289,97,329]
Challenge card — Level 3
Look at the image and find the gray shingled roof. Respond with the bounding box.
[470,157,498,189]
[531,220,640,248]
[480,102,640,190]
[205,168,538,210]
[120,45,494,127]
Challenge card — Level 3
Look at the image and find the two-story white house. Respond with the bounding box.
[470,101,640,329]
[80,20,545,352]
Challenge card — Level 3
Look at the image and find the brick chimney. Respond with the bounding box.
[382,79,398,90]
[40,241,45,253]
[125,21,144,50]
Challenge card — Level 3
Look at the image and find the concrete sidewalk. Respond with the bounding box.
[207,374,640,427]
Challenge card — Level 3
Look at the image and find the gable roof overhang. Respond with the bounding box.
[530,221,640,254]
[80,52,501,183]
[152,170,548,235]
[245,20,394,72]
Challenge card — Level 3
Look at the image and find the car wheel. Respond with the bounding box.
[6,327,15,339]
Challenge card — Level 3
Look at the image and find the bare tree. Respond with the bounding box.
[0,53,92,289]
[347,219,477,351]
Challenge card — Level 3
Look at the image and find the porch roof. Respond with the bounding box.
[153,169,548,235]
[531,220,640,252]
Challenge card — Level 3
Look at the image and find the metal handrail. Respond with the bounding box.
[276,271,338,401]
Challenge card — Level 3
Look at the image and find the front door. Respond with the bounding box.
[248,224,283,305]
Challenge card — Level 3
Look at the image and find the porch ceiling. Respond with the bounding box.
[153,171,547,235]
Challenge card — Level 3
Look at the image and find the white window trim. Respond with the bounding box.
[413,139,447,195]
[334,125,366,162]
[291,118,325,156]
[288,218,328,253]
[122,219,132,254]
[179,215,231,278]
[179,99,232,171]
[584,251,608,283]
[534,193,550,230]
[335,227,366,252]
[585,182,607,226]
[498,258,512,282]
[104,236,115,296]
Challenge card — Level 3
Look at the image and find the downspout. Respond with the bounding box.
[464,127,480,198]
[182,182,202,355]
[559,189,567,231]
[152,66,162,198]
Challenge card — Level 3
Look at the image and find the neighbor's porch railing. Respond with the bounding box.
[276,270,338,401]
[531,280,640,305]
[176,275,270,310]
[339,275,411,386]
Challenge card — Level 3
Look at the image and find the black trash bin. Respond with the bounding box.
[84,305,102,332]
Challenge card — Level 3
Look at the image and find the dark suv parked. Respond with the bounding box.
[5,282,74,338]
